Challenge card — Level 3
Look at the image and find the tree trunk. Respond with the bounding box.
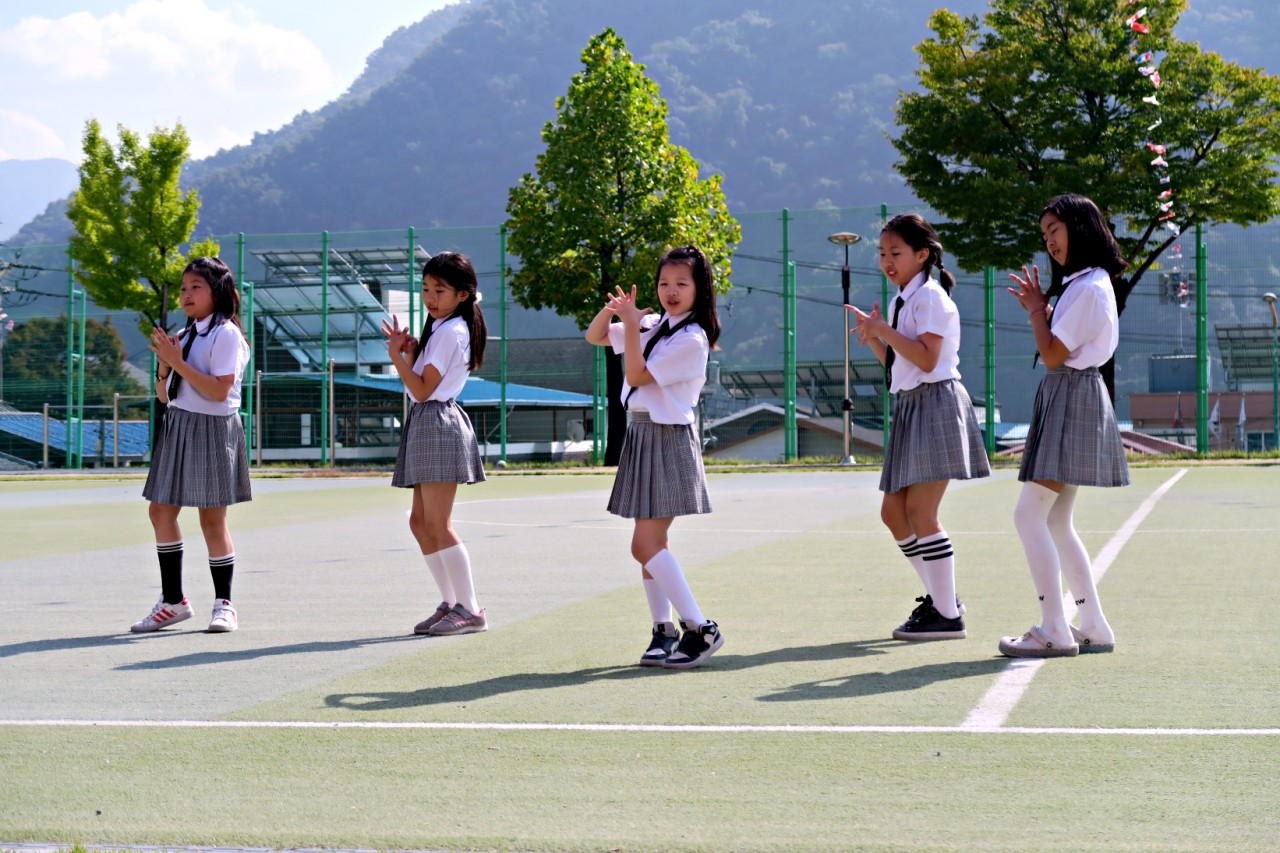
[604,348,626,466]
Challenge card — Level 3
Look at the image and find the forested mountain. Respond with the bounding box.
[9,0,1275,244]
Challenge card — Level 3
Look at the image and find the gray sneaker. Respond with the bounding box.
[427,604,488,636]
[413,601,452,635]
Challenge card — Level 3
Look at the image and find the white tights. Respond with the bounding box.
[1013,482,1114,645]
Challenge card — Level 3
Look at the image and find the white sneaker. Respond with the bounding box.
[208,599,239,633]
[130,597,193,633]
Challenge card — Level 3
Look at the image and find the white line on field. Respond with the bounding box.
[960,468,1189,731]
[1,718,1276,736]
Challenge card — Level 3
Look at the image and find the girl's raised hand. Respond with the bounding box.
[1007,264,1049,315]
[604,285,653,326]
[149,327,182,366]
[381,315,412,357]
[846,302,884,346]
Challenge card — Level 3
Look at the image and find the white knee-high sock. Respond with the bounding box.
[643,576,673,624]
[643,549,706,626]
[439,543,478,613]
[1013,482,1070,643]
[917,531,959,619]
[423,551,455,605]
[1047,486,1114,642]
[896,536,932,599]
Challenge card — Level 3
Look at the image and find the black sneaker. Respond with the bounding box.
[892,601,966,641]
[906,594,966,621]
[639,621,679,667]
[663,620,724,670]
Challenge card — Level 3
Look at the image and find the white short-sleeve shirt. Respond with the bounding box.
[169,316,250,416]
[888,272,962,393]
[607,312,708,425]
[1050,267,1119,369]
[408,314,472,402]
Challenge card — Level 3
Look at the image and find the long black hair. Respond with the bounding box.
[881,214,956,294]
[656,245,721,348]
[1039,193,1128,299]
[420,251,487,370]
[168,256,240,399]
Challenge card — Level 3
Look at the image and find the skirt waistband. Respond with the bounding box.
[895,378,957,399]
[1046,366,1101,376]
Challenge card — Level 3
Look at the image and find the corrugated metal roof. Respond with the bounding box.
[0,414,150,455]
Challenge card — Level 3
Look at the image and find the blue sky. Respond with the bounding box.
[0,0,458,162]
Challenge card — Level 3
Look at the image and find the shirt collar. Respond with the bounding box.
[193,315,213,333]
[659,310,693,326]
[897,271,930,302]
[1062,267,1099,287]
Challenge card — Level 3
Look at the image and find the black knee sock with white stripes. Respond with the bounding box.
[210,554,235,601]
[157,541,184,604]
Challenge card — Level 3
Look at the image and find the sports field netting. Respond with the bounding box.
[1,465,1278,851]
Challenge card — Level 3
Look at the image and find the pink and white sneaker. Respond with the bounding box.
[208,599,239,633]
[130,597,194,633]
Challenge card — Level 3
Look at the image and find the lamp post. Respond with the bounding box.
[829,231,862,465]
[1264,292,1278,451]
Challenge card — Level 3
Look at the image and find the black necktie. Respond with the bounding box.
[884,295,904,386]
[167,324,199,400]
[624,316,694,409]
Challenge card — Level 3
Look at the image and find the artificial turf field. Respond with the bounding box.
[1,464,1277,852]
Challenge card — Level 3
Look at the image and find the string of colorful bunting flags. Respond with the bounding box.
[1128,0,1187,307]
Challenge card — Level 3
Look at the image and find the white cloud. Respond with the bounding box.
[0,0,342,162]
[0,109,69,160]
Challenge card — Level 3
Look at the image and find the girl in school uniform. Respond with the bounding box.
[383,251,488,637]
[135,256,251,633]
[585,245,724,670]
[1002,193,1128,658]
[848,214,990,641]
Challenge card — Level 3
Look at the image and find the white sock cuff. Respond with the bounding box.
[156,540,183,552]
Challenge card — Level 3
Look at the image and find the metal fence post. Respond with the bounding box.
[320,230,330,466]
[113,392,120,468]
[784,260,797,461]
[499,226,509,463]
[1195,223,1208,453]
[984,266,996,454]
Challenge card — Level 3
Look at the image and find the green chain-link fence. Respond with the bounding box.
[4,205,1278,468]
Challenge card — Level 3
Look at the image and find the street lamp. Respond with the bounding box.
[829,231,862,465]
[1264,292,1278,451]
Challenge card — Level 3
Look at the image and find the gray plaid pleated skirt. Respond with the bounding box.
[392,399,486,487]
[880,379,991,494]
[143,407,252,508]
[607,412,712,519]
[1019,366,1129,487]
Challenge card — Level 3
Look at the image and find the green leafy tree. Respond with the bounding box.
[1,315,147,412]
[66,120,220,336]
[892,0,1280,301]
[506,28,740,462]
